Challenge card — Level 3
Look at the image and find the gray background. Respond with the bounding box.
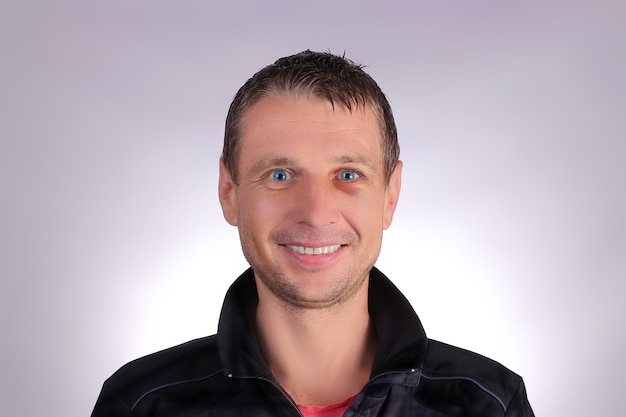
[1,1,624,416]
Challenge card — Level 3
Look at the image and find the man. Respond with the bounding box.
[92,50,534,416]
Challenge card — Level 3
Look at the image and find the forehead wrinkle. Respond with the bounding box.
[259,123,367,137]
[313,127,371,135]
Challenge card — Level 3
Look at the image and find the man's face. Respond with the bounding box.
[219,95,401,309]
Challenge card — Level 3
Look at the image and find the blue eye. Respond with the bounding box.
[270,169,291,181]
[339,170,359,181]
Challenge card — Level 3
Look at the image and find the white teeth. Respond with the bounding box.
[286,244,341,255]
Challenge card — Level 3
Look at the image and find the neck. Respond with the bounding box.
[255,277,377,406]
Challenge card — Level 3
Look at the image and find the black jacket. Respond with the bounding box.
[92,268,534,416]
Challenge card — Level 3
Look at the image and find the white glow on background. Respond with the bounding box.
[1,1,624,416]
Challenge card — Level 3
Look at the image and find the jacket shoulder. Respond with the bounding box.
[420,339,533,416]
[93,335,223,415]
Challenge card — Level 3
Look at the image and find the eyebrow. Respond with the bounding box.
[248,157,297,177]
[330,154,378,171]
[246,154,378,177]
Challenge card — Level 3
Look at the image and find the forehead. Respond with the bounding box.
[239,95,383,156]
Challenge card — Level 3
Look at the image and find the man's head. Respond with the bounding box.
[218,50,402,310]
[221,50,399,186]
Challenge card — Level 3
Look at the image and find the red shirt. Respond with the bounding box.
[297,394,357,417]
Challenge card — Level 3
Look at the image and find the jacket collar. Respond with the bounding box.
[368,267,428,375]
[217,267,428,379]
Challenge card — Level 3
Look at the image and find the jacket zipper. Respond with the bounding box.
[228,373,304,417]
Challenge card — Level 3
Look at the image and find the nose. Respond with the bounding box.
[291,175,341,227]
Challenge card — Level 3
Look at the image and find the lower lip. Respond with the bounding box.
[281,246,344,269]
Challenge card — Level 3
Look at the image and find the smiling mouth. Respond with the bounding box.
[284,244,342,255]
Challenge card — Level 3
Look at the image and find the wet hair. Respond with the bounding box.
[222,50,399,184]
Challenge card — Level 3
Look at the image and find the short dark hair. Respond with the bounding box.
[222,50,399,185]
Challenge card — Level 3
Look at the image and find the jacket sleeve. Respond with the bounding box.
[91,381,132,417]
[504,378,535,417]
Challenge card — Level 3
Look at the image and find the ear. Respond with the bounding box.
[382,161,402,230]
[218,158,239,226]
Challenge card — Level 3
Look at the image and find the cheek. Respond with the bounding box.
[342,193,386,234]
[238,191,290,232]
